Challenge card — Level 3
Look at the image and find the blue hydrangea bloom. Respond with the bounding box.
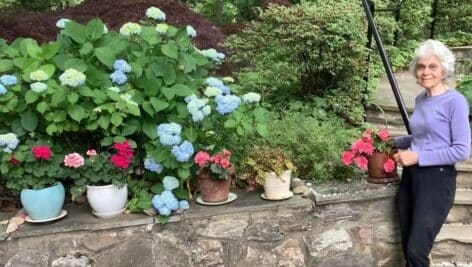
[186,25,197,38]
[163,176,179,191]
[242,92,261,103]
[30,82,48,93]
[0,133,19,153]
[152,195,164,209]
[206,77,224,88]
[56,18,71,28]
[0,75,17,86]
[59,69,86,87]
[216,52,225,60]
[157,122,182,146]
[110,70,127,85]
[187,98,211,122]
[215,95,241,115]
[0,84,7,95]
[184,94,197,104]
[144,156,163,174]
[113,59,132,73]
[179,200,189,210]
[161,190,179,211]
[146,7,166,21]
[152,191,179,216]
[220,85,231,95]
[171,140,194,162]
[158,207,171,216]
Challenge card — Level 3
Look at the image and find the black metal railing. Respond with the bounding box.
[362,0,411,134]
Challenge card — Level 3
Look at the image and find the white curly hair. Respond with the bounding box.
[409,39,455,84]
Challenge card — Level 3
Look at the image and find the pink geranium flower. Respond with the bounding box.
[86,149,97,156]
[353,156,368,170]
[341,128,395,174]
[357,140,374,155]
[341,150,355,166]
[194,151,210,167]
[110,154,131,169]
[64,153,85,168]
[383,158,396,173]
[220,157,230,169]
[377,128,390,141]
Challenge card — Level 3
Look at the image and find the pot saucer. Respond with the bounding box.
[196,192,237,206]
[25,209,67,223]
[260,191,294,201]
[92,208,126,219]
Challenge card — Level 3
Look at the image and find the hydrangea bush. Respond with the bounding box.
[0,7,267,218]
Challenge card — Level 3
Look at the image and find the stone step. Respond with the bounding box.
[435,224,472,243]
[366,104,412,127]
[455,189,472,205]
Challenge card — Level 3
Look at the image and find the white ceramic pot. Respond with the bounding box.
[86,184,127,218]
[263,170,292,199]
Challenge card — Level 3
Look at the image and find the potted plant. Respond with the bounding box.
[341,128,399,183]
[238,145,296,200]
[66,140,135,218]
[1,135,66,221]
[193,149,235,203]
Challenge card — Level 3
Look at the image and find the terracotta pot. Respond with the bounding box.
[198,170,231,203]
[367,151,399,184]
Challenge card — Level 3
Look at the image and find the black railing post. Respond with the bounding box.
[364,0,375,93]
[361,0,411,134]
[430,0,439,39]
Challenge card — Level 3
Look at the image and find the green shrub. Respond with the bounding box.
[257,106,359,181]
[224,0,377,125]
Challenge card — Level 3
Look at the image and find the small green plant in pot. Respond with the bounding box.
[238,144,296,200]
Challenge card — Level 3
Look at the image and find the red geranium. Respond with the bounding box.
[32,145,52,160]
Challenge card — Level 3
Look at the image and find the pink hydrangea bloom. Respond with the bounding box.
[64,153,85,168]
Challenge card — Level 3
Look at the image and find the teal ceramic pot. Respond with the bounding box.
[20,182,65,220]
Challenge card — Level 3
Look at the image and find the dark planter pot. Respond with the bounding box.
[198,170,231,203]
[367,151,399,184]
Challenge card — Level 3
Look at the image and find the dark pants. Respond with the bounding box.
[398,165,456,267]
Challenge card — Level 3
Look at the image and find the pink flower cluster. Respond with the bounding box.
[110,141,134,170]
[194,149,232,169]
[64,153,85,168]
[341,128,395,172]
[32,145,52,160]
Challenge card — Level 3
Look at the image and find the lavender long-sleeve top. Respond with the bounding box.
[394,89,471,166]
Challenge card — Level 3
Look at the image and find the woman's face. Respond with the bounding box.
[416,55,445,91]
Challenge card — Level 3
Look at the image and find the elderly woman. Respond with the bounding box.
[393,39,471,266]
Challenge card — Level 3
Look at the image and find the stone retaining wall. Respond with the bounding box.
[0,185,470,266]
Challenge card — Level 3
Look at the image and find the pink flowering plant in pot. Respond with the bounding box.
[194,149,233,180]
[63,140,136,196]
[341,128,396,176]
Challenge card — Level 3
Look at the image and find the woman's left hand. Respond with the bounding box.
[393,150,419,167]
